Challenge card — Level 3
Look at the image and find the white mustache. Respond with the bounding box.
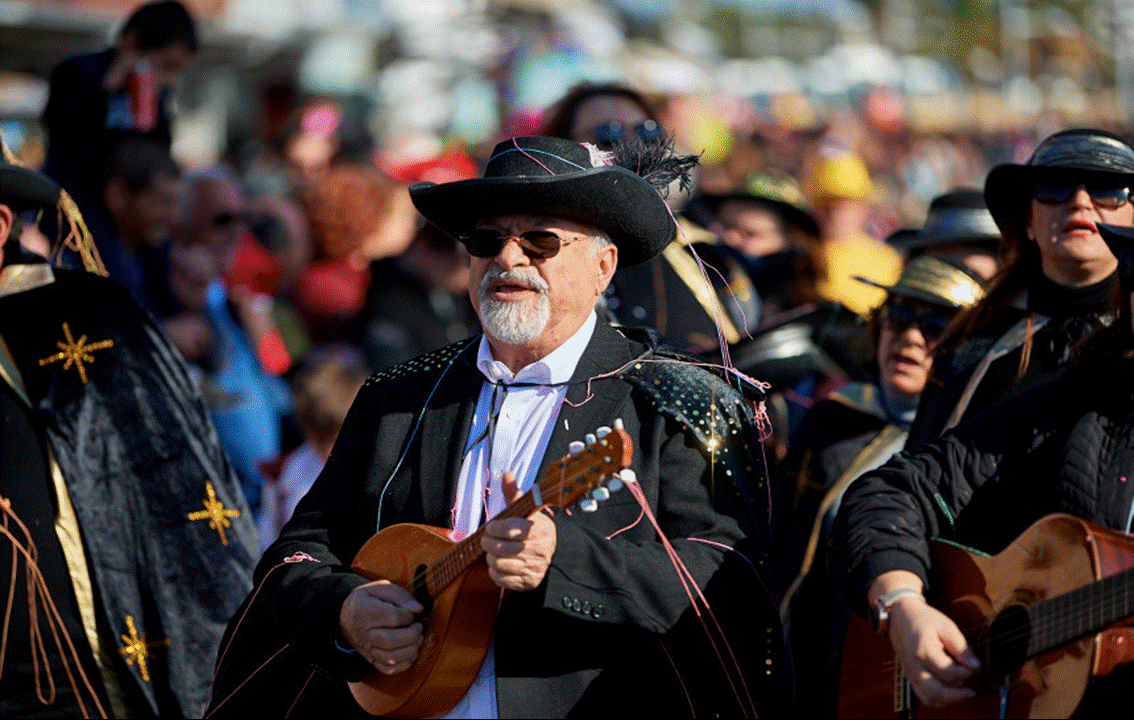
[479,267,549,296]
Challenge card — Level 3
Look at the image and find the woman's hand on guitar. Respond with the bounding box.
[339,580,425,675]
[888,593,981,707]
[482,471,557,592]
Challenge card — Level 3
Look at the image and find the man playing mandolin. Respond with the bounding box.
[209,136,785,718]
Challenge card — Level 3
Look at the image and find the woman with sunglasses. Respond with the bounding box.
[775,254,985,716]
[907,128,1134,450]
[827,219,1134,718]
[541,82,758,354]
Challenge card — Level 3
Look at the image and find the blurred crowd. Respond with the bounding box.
[10,0,1134,715]
[5,1,1094,542]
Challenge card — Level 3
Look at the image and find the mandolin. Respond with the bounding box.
[838,513,1134,718]
[346,422,634,718]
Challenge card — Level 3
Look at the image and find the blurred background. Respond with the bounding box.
[7,0,1134,539]
[4,0,1134,217]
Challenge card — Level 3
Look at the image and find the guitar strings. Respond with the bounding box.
[937,564,1134,667]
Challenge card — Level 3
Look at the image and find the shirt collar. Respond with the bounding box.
[476,311,597,385]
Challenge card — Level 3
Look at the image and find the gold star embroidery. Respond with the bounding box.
[187,482,241,546]
[118,615,169,683]
[38,322,114,384]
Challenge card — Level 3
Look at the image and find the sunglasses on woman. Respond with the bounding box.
[880,302,954,343]
[592,119,665,148]
[458,228,579,260]
[1033,182,1131,209]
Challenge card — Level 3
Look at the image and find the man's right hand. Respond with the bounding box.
[887,594,981,707]
[339,580,424,675]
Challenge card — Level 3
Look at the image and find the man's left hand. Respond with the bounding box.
[481,471,556,592]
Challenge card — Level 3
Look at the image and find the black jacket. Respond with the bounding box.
[832,346,1134,713]
[209,322,786,718]
[835,351,1134,612]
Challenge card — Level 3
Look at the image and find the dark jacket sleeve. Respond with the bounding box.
[237,379,390,681]
[831,407,1009,616]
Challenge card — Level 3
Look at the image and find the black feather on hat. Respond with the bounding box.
[409,136,696,267]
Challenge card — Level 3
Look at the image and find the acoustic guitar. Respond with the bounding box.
[838,514,1134,718]
[346,423,634,718]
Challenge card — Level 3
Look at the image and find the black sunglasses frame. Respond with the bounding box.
[880,302,954,343]
[592,119,665,147]
[1032,181,1132,210]
[459,229,574,260]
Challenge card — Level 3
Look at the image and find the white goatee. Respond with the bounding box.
[477,267,550,344]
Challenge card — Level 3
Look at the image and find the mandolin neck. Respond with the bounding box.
[422,491,539,597]
[413,426,632,601]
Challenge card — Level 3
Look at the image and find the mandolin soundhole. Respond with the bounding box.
[985,604,1031,678]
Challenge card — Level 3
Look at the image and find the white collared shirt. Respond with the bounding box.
[441,311,596,719]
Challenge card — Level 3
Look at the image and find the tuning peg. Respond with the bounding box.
[613,418,623,430]
[595,426,611,438]
[585,433,597,446]
[579,499,598,512]
[569,440,586,454]
[620,469,637,484]
[591,487,610,501]
[608,478,623,492]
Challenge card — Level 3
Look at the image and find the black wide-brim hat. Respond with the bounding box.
[0,160,61,211]
[887,189,1000,251]
[694,190,820,239]
[985,129,1134,236]
[854,254,985,309]
[409,136,675,267]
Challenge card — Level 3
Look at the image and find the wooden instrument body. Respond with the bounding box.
[839,514,1134,718]
[347,523,499,719]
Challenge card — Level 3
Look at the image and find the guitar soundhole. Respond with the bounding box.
[985,604,1030,678]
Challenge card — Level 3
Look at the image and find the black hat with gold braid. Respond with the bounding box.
[854,254,985,310]
[0,139,106,275]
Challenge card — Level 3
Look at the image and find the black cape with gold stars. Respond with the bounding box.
[0,264,258,717]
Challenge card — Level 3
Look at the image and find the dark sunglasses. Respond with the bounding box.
[209,212,248,228]
[1033,182,1131,210]
[880,302,954,343]
[592,119,664,148]
[459,228,576,260]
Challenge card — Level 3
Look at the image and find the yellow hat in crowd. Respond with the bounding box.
[807,152,873,204]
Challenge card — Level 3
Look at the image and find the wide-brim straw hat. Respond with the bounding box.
[886,189,1000,252]
[984,129,1134,237]
[854,254,985,310]
[409,136,676,267]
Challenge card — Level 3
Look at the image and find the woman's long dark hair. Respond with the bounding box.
[934,191,1042,379]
